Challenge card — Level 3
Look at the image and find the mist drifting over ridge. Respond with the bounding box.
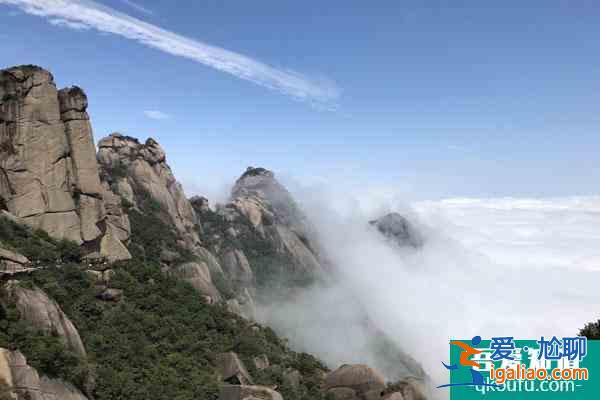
[253,180,600,392]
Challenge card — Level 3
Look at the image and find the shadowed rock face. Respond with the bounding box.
[369,213,423,248]
[0,65,130,262]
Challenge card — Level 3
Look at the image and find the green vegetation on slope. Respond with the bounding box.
[0,214,330,400]
[0,215,82,263]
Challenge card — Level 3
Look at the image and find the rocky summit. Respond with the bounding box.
[370,213,423,248]
[0,65,431,400]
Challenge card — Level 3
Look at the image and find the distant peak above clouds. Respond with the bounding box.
[0,0,340,107]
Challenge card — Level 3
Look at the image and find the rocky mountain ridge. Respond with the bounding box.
[0,65,428,400]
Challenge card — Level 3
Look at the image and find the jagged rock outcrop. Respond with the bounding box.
[0,348,88,400]
[219,384,283,400]
[97,133,200,251]
[95,288,123,302]
[0,65,130,262]
[369,213,423,248]
[1,281,86,358]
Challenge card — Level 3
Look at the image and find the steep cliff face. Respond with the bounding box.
[97,133,200,251]
[0,66,130,262]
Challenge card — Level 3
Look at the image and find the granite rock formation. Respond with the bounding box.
[0,65,130,262]
[97,133,200,251]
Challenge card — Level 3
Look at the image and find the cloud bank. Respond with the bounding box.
[257,188,600,396]
[0,0,340,106]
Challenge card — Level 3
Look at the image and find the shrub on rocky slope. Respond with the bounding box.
[0,213,330,400]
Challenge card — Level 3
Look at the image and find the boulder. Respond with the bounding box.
[3,281,86,357]
[0,348,88,400]
[327,387,360,400]
[383,393,405,400]
[219,384,283,400]
[96,288,123,302]
[324,364,386,395]
[215,352,253,385]
[0,65,130,261]
[364,388,386,400]
[369,213,422,248]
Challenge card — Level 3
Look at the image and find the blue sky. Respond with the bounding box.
[1,0,599,200]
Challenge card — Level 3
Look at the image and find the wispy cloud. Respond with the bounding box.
[144,110,170,120]
[118,0,152,16]
[49,17,90,30]
[0,0,340,107]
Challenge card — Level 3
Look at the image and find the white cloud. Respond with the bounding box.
[143,110,170,120]
[0,0,340,106]
[49,17,90,30]
[257,187,600,392]
[118,0,152,15]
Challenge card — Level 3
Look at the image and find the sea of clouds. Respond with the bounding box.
[258,189,600,394]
